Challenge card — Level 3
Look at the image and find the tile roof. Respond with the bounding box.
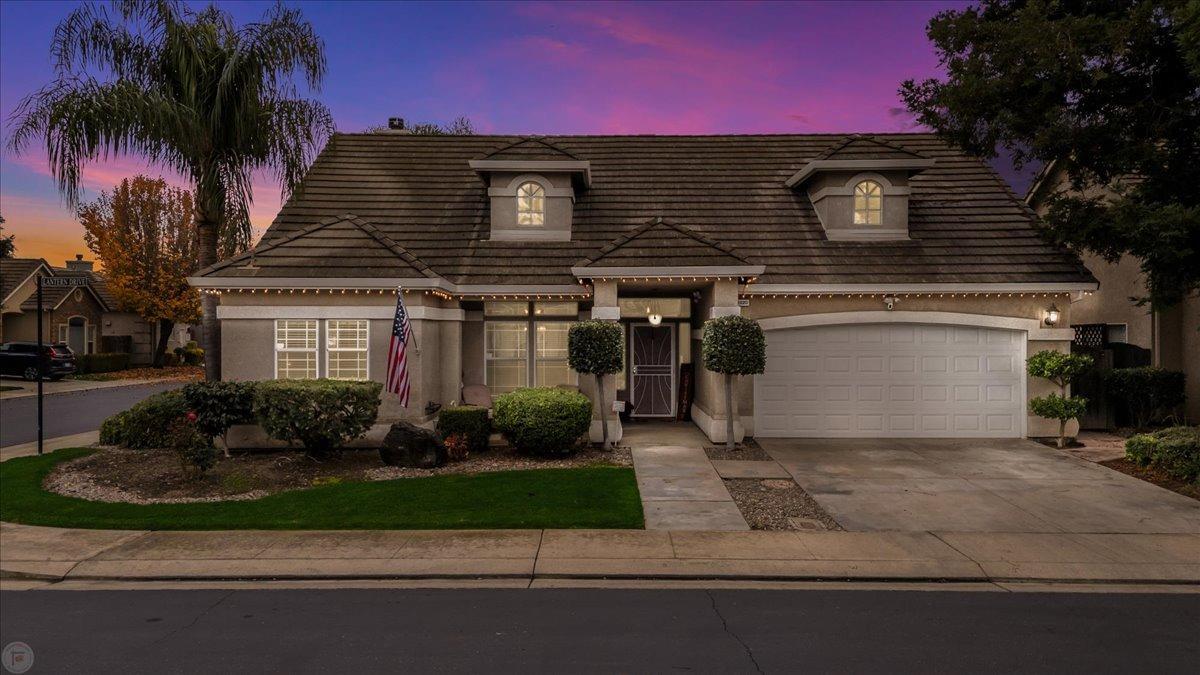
[813,134,928,161]
[197,133,1096,287]
[478,137,581,161]
[1,258,48,302]
[578,217,750,268]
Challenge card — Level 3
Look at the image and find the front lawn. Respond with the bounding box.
[0,448,644,530]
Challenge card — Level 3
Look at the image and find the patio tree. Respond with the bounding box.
[567,320,624,449]
[8,0,335,381]
[1026,350,1094,449]
[702,315,765,450]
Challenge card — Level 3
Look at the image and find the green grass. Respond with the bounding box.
[0,448,644,531]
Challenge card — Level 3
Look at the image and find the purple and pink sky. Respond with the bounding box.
[3,0,1025,267]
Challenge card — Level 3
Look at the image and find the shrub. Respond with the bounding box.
[1124,426,1200,483]
[1026,350,1093,448]
[568,320,624,448]
[182,381,257,450]
[253,379,382,457]
[1104,367,1187,429]
[702,315,766,449]
[175,341,204,365]
[443,433,471,462]
[76,352,131,374]
[493,387,591,456]
[98,390,189,449]
[165,413,217,476]
[436,405,491,454]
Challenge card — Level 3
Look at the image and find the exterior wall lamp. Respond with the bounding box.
[648,313,663,326]
[1043,304,1060,326]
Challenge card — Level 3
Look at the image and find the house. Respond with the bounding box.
[0,255,189,363]
[1026,162,1199,422]
[189,133,1097,442]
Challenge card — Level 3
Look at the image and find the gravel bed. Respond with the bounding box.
[723,478,843,531]
[704,438,772,461]
[43,444,633,505]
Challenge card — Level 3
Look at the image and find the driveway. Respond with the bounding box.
[759,438,1200,534]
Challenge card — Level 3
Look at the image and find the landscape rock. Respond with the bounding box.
[379,422,445,468]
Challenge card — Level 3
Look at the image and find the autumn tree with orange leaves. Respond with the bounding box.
[79,176,201,367]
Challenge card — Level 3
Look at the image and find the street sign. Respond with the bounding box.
[38,276,90,287]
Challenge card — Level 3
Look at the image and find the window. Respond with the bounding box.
[326,319,369,380]
[1106,324,1128,344]
[275,319,318,379]
[485,321,528,394]
[853,180,883,225]
[516,182,545,226]
[484,301,578,395]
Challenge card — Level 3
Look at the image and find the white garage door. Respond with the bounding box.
[754,323,1024,438]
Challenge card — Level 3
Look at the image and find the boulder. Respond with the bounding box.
[379,421,445,468]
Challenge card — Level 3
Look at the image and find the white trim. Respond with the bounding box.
[488,229,573,242]
[591,306,620,320]
[572,265,765,279]
[469,159,592,186]
[273,318,320,380]
[785,158,937,187]
[489,174,575,198]
[324,318,370,381]
[217,305,465,321]
[746,282,1098,293]
[0,262,53,307]
[756,310,1073,340]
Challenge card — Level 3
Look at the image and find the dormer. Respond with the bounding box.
[470,138,590,242]
[786,135,934,241]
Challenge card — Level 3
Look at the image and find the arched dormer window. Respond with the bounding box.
[853,180,882,225]
[516,182,545,226]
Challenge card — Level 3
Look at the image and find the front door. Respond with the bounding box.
[631,323,675,417]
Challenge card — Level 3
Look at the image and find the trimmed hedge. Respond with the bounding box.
[76,352,131,374]
[1125,426,1200,483]
[99,390,189,449]
[437,405,491,454]
[181,381,257,445]
[253,379,382,457]
[1105,367,1187,428]
[494,387,591,456]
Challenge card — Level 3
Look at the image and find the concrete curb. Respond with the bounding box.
[0,377,169,401]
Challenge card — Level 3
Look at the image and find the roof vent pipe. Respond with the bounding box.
[388,117,406,130]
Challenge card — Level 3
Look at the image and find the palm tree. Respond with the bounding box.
[8,0,334,380]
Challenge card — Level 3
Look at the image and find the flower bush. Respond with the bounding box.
[253,379,382,457]
[166,412,217,476]
[181,380,257,452]
[436,405,491,454]
[493,387,591,456]
[442,433,471,462]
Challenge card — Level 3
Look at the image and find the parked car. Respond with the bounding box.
[0,341,77,381]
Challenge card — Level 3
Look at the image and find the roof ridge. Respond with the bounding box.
[815,133,925,160]
[479,136,582,161]
[196,214,442,279]
[578,216,751,266]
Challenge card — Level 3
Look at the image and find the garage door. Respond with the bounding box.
[754,324,1024,438]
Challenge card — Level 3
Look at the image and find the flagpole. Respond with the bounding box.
[399,285,419,354]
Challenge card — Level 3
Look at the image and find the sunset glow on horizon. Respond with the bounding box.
[1,0,1003,265]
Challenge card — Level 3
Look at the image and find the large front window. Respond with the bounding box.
[484,301,577,395]
[275,319,318,379]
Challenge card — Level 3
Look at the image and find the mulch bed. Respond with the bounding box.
[72,365,203,382]
[45,444,633,504]
[1099,458,1199,501]
[724,478,843,531]
[705,438,772,461]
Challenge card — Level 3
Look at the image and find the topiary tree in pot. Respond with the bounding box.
[702,315,766,450]
[1026,350,1094,449]
[568,320,624,448]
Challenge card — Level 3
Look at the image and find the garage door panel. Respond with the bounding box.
[754,323,1023,438]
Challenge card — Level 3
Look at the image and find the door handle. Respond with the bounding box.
[632,365,639,374]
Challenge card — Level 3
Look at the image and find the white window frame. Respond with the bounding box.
[516,181,546,227]
[484,320,529,395]
[483,301,579,394]
[853,180,883,225]
[274,319,319,380]
[324,319,370,381]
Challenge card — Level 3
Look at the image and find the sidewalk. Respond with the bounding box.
[0,377,165,401]
[3,522,1197,585]
[0,431,99,461]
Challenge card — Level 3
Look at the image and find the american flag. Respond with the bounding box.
[386,288,414,406]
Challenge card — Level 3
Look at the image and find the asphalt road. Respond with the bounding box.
[0,381,182,447]
[1,588,1197,673]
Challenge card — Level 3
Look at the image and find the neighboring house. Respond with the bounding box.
[1026,162,1199,422]
[0,255,189,364]
[189,133,1097,442]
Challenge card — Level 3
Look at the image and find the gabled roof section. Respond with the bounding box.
[197,214,441,280]
[479,137,581,162]
[1,258,51,306]
[573,217,764,279]
[786,134,936,187]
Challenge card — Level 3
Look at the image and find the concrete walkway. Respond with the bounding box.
[3,522,1198,584]
[632,446,749,531]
